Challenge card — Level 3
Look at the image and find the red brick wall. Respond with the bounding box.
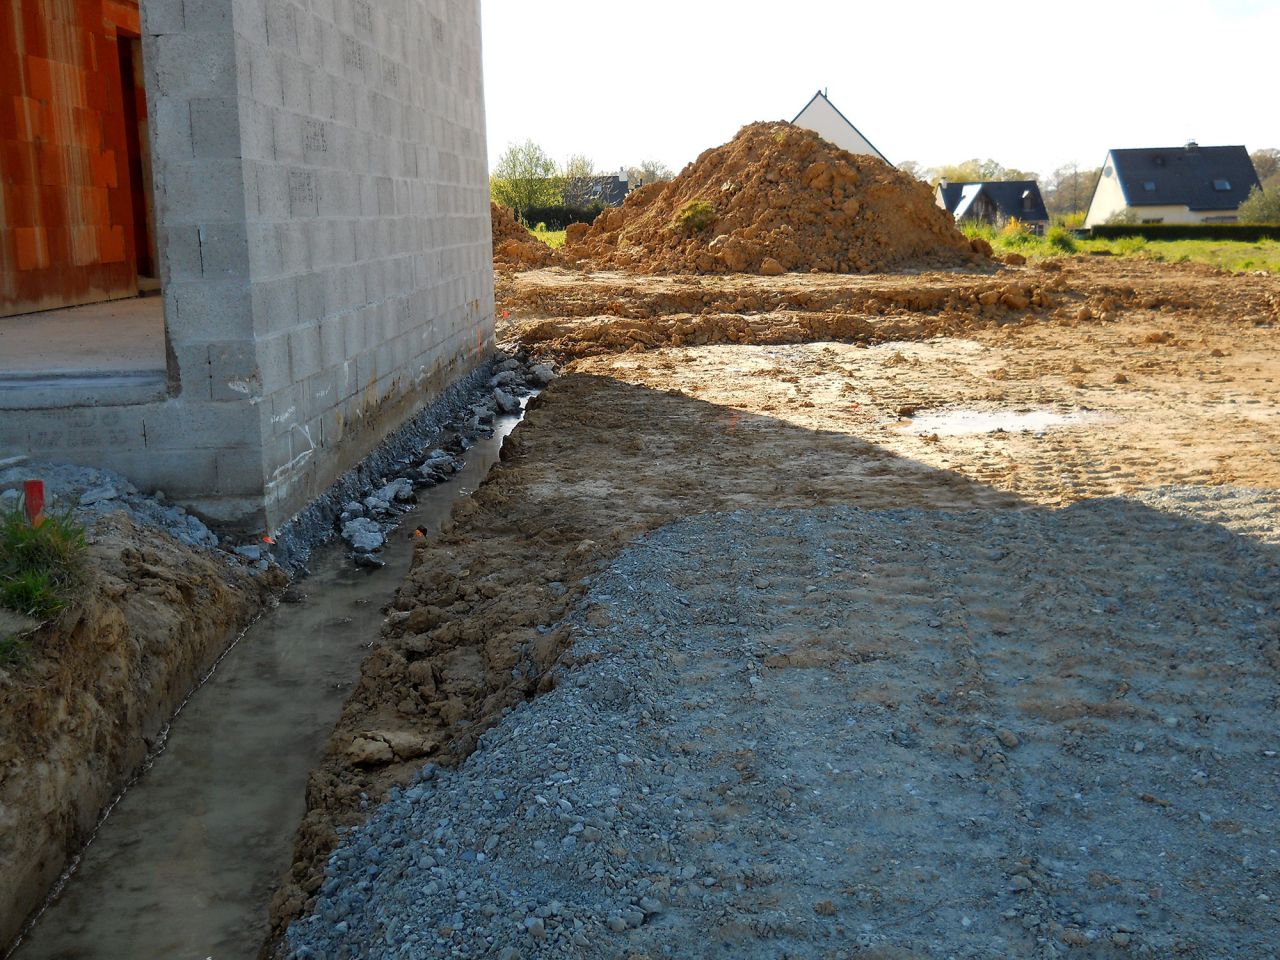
[0,0,143,318]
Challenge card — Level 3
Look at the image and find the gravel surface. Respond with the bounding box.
[0,460,221,550]
[286,487,1279,960]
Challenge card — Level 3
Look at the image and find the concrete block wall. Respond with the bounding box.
[0,0,493,533]
[232,0,494,528]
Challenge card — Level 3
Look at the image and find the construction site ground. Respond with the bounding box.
[278,257,1279,959]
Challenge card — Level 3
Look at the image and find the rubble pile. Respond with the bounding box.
[565,121,984,275]
[492,202,557,271]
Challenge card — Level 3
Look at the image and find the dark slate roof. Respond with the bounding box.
[936,180,1049,222]
[565,175,629,207]
[1109,145,1260,210]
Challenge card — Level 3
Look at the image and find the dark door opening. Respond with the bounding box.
[116,34,158,291]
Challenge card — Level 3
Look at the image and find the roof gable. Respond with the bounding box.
[792,91,889,164]
[937,180,1049,222]
[1108,145,1260,210]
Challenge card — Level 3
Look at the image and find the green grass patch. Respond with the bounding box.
[673,200,716,233]
[1,501,86,665]
[962,221,1280,274]
[530,226,566,249]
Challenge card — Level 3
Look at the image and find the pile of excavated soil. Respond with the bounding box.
[492,202,556,271]
[565,121,983,275]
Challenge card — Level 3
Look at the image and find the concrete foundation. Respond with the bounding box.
[0,0,493,532]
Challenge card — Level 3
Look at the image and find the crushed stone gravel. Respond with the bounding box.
[286,486,1279,960]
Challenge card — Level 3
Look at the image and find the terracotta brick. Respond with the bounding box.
[3,184,39,225]
[104,1,141,36]
[13,226,49,270]
[98,223,126,263]
[25,55,53,102]
[74,106,102,150]
[69,223,97,265]
[85,184,110,224]
[89,148,117,187]
[12,95,38,139]
[0,140,35,185]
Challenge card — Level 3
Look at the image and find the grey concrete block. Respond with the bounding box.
[162,223,205,283]
[183,0,234,33]
[151,32,239,98]
[169,279,254,341]
[141,0,186,34]
[215,446,267,496]
[190,97,243,158]
[141,400,260,451]
[199,222,251,281]
[159,159,248,222]
[149,95,194,161]
[249,276,299,336]
[296,272,326,322]
[265,0,300,53]
[207,340,262,401]
[287,323,322,382]
[253,333,293,391]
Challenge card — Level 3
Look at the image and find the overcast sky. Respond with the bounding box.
[481,0,1279,180]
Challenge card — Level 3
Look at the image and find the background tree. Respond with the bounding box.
[895,160,929,182]
[1237,185,1280,224]
[626,159,674,187]
[490,139,560,222]
[1250,148,1280,192]
[1043,163,1102,219]
[560,154,597,207]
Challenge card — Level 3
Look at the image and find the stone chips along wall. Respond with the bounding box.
[0,0,493,533]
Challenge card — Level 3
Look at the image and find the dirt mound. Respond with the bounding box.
[491,202,556,270]
[565,121,983,275]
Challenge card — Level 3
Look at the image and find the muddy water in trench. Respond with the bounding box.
[12,413,524,960]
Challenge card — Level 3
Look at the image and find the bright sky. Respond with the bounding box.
[481,0,1279,180]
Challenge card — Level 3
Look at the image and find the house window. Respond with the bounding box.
[1143,181,1157,191]
[1022,190,1034,212]
[1213,179,1231,191]
[1141,218,1164,224]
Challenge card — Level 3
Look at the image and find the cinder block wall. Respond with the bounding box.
[233,0,494,527]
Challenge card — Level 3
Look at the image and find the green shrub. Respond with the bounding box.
[673,200,716,233]
[1,499,86,663]
[1046,225,1077,253]
[1236,186,1280,225]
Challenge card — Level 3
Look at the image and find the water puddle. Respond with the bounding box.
[9,411,524,960]
[901,407,1103,436]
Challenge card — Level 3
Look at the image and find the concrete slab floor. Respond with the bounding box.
[0,296,167,376]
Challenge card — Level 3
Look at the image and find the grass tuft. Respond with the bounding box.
[1,499,87,664]
[673,200,716,234]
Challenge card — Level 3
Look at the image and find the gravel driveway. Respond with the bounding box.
[287,487,1278,960]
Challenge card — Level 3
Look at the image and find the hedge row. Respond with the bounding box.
[520,205,607,230]
[1089,223,1280,242]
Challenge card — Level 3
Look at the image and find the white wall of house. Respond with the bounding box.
[1084,155,1129,226]
[793,95,886,162]
[1085,152,1242,226]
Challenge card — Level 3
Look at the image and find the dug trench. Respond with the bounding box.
[0,519,283,950]
[268,256,1278,956]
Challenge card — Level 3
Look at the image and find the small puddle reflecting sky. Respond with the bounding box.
[902,407,1103,436]
[11,413,523,960]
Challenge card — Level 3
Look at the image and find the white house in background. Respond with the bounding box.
[792,90,890,164]
[1084,143,1261,227]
